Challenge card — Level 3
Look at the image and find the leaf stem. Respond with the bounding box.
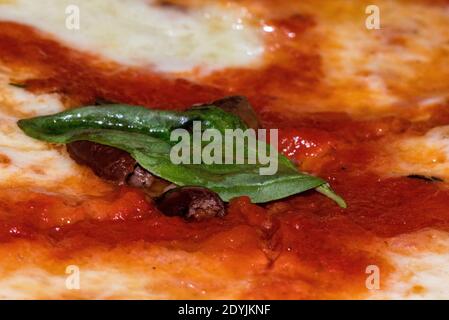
[316,184,347,208]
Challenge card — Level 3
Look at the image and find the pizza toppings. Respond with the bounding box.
[194,96,260,130]
[156,186,225,221]
[67,140,137,183]
[17,100,346,207]
[126,165,157,189]
[0,0,448,299]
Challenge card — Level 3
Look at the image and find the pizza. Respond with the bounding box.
[0,0,449,300]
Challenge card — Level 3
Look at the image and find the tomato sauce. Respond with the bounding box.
[1,18,449,298]
[0,22,225,109]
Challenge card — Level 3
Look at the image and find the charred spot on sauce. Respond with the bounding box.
[407,174,444,183]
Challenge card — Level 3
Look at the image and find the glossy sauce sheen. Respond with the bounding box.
[1,3,449,298]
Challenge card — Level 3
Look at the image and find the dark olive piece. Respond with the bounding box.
[67,141,171,195]
[156,186,225,221]
[126,165,155,188]
[67,140,137,183]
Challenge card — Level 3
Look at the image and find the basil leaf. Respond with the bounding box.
[17,104,346,206]
[17,104,246,142]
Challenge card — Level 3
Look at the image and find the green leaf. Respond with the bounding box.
[17,104,346,206]
[17,104,246,143]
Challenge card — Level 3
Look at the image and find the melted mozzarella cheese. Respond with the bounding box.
[0,0,263,73]
[378,126,449,180]
[0,242,251,299]
[371,229,449,299]
[0,72,109,195]
[307,0,449,114]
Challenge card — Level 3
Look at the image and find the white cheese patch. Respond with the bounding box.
[314,0,449,113]
[0,0,264,73]
[0,243,250,299]
[0,268,156,300]
[371,229,449,299]
[379,126,449,180]
[0,72,86,191]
